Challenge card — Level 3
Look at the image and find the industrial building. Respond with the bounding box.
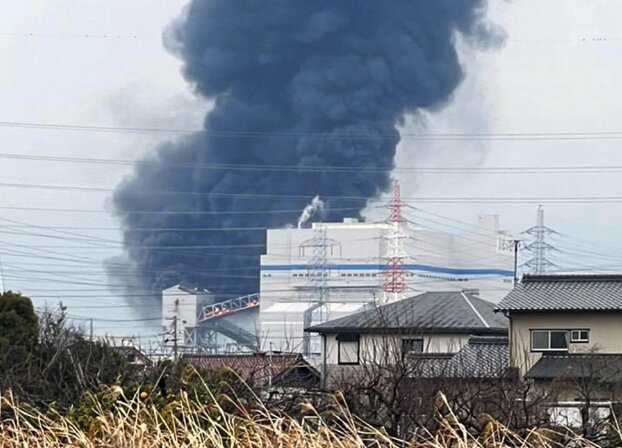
[161,285,259,353]
[162,213,515,356]
[259,215,515,355]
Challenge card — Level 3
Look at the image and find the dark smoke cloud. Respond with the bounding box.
[111,0,499,301]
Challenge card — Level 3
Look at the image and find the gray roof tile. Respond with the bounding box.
[526,354,622,382]
[307,291,507,334]
[416,336,509,379]
[496,274,622,312]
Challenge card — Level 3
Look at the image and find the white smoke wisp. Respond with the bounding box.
[297,196,324,229]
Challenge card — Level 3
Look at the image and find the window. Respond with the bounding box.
[570,329,590,343]
[531,330,568,352]
[337,334,360,365]
[402,338,424,357]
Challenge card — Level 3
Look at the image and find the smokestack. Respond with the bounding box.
[111,0,502,305]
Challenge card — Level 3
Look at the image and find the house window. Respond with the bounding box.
[570,329,590,343]
[531,330,568,352]
[337,334,360,365]
[402,338,424,357]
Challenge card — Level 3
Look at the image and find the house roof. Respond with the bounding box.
[306,291,507,334]
[416,336,509,379]
[182,353,319,386]
[526,354,622,383]
[496,274,622,312]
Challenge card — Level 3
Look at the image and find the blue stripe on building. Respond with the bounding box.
[261,264,513,277]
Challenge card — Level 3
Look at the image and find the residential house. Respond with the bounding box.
[495,273,622,415]
[110,345,153,369]
[182,352,319,389]
[306,290,508,386]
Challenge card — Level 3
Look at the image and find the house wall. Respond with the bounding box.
[321,332,471,386]
[323,333,471,365]
[510,312,622,376]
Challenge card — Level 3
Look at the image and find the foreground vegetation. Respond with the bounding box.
[0,382,607,448]
[2,291,621,447]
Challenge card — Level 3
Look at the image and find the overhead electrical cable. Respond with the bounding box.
[5,151,622,174]
[5,120,622,141]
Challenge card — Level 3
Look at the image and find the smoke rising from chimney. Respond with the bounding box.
[111,0,501,303]
[297,196,324,229]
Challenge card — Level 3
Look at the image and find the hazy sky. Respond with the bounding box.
[2,0,622,337]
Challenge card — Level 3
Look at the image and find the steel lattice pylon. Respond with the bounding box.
[383,179,407,303]
[302,225,330,354]
[523,205,558,274]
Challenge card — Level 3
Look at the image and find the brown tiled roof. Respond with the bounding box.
[182,353,318,385]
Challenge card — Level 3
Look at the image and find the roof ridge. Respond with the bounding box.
[460,292,489,328]
[523,274,622,283]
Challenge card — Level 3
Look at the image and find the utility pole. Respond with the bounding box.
[513,239,521,286]
[172,315,178,361]
[0,255,5,294]
[268,342,273,390]
[89,318,93,342]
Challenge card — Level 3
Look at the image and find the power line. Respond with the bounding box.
[5,120,622,141]
[7,151,622,174]
[8,180,622,203]
[0,205,362,215]
[0,32,141,39]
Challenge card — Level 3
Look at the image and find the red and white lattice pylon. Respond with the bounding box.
[383,179,408,303]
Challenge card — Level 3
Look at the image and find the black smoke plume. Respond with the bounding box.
[112,0,499,301]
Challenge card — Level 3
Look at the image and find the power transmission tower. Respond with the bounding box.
[523,205,558,274]
[303,224,330,355]
[383,179,407,303]
[308,225,330,309]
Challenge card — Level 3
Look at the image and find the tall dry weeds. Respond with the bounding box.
[0,386,611,448]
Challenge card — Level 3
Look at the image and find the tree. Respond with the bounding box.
[0,291,38,375]
[328,332,553,438]
[0,301,135,411]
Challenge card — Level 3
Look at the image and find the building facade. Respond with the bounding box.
[260,215,515,353]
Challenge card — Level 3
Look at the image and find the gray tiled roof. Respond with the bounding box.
[306,291,507,334]
[526,354,622,383]
[416,336,509,379]
[496,274,622,312]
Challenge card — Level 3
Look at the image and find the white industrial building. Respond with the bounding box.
[259,215,515,354]
[161,285,259,353]
[161,215,515,356]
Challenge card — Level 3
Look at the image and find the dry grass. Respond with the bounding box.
[0,385,608,448]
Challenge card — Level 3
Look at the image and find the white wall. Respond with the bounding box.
[260,218,514,353]
[322,332,471,366]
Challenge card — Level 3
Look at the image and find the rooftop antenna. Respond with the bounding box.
[523,205,558,274]
[383,179,407,303]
